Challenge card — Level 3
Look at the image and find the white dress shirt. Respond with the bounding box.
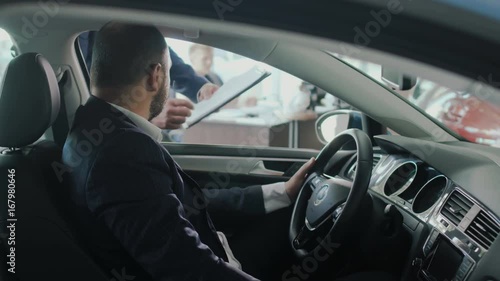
[109,103,292,268]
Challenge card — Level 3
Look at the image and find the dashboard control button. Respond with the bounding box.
[455,268,466,280]
[424,230,440,256]
[429,230,439,243]
[455,259,473,281]
[423,244,431,255]
[313,178,321,186]
[333,205,344,220]
[424,230,439,256]
[412,258,422,268]
[462,258,473,267]
[460,258,473,274]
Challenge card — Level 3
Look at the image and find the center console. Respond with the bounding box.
[417,229,475,281]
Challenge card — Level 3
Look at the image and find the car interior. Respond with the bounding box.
[0,1,499,281]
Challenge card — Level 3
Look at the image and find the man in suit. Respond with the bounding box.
[79,31,217,130]
[63,22,315,281]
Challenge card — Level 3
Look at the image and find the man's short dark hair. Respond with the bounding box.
[90,22,167,89]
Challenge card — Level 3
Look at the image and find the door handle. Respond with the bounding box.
[248,161,284,176]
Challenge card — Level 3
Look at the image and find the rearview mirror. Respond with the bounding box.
[315,110,364,144]
[381,67,417,91]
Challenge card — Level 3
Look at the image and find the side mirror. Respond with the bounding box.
[315,110,364,144]
[381,67,417,91]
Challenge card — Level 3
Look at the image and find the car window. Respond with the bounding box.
[76,33,349,150]
[0,28,15,89]
[165,38,348,150]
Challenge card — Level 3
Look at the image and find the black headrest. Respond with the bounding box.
[0,53,60,148]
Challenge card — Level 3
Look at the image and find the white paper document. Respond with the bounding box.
[183,66,271,128]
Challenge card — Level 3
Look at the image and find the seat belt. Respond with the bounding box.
[52,70,70,147]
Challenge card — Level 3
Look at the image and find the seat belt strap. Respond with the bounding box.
[52,70,70,147]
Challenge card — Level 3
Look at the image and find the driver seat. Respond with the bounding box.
[0,53,107,280]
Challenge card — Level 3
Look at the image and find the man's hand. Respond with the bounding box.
[285,157,316,201]
[197,83,219,101]
[150,98,194,130]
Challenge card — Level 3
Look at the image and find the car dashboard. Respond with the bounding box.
[341,135,500,281]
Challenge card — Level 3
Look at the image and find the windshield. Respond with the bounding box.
[334,54,500,147]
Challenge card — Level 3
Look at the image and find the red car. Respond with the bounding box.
[440,93,500,146]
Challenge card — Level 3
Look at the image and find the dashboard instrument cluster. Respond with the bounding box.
[342,152,500,281]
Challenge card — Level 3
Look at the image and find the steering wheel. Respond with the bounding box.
[289,129,373,258]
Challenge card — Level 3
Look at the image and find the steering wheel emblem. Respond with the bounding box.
[314,185,329,205]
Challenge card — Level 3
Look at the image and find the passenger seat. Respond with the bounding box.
[0,53,107,280]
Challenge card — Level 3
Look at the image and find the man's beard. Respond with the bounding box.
[149,82,168,120]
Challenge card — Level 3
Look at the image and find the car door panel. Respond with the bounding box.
[163,143,354,281]
[166,143,356,187]
[165,143,319,158]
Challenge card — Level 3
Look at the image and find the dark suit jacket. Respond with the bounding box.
[62,96,264,281]
[78,32,207,102]
[169,48,208,102]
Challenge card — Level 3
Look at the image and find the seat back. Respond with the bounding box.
[0,53,108,280]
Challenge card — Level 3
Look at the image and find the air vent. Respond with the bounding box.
[441,191,473,226]
[466,211,500,250]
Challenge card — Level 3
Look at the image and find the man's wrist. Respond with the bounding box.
[261,182,291,213]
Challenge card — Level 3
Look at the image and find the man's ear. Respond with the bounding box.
[146,63,162,93]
